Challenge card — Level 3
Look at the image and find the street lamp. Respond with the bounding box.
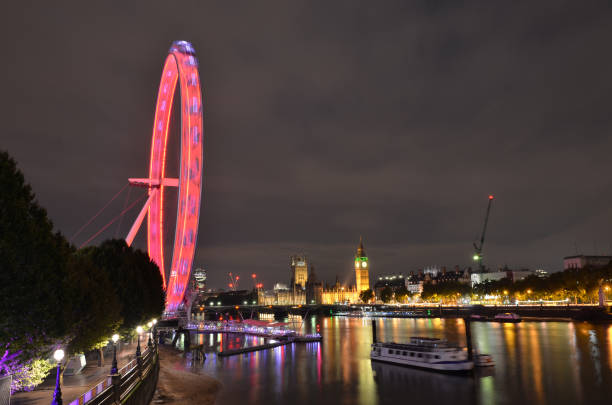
[110,334,119,375]
[147,322,153,347]
[136,326,143,357]
[52,349,64,405]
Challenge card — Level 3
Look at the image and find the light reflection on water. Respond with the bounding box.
[181,318,612,405]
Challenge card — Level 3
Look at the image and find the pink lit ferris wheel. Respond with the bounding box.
[126,41,203,314]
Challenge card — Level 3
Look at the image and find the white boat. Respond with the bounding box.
[493,312,522,323]
[370,337,474,372]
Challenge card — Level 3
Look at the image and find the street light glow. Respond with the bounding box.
[53,349,64,362]
[136,326,143,334]
[112,334,119,343]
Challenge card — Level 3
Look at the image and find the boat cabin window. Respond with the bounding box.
[388,350,394,354]
[417,353,422,358]
[435,355,440,359]
[410,352,415,357]
[402,351,407,356]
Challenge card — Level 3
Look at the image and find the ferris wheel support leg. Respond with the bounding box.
[125,188,158,246]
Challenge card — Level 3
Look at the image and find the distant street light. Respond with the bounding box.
[111,334,119,375]
[51,349,64,405]
[136,326,143,357]
[147,322,153,347]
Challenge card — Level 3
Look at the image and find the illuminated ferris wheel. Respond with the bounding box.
[125,41,204,313]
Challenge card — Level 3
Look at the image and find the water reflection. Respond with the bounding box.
[175,318,612,405]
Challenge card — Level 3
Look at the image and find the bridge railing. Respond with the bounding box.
[68,345,158,405]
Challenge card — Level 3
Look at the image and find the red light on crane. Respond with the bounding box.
[229,283,233,288]
[235,276,240,280]
[488,195,494,200]
[252,273,257,278]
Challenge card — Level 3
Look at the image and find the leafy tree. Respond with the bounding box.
[84,239,165,332]
[359,289,374,303]
[62,253,122,362]
[380,286,393,303]
[0,151,73,360]
[395,285,409,303]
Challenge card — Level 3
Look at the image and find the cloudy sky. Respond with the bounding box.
[3,1,612,289]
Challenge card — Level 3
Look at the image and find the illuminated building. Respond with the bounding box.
[290,255,309,288]
[563,255,612,270]
[192,268,207,294]
[354,236,370,292]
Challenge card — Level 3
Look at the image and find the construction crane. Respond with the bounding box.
[473,195,494,272]
[228,272,239,291]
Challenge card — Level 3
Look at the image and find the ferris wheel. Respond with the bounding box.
[125,40,204,313]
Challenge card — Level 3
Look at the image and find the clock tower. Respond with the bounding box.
[354,236,370,292]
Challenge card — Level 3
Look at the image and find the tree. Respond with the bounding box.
[0,151,73,360]
[84,239,165,332]
[62,253,122,363]
[380,286,393,303]
[395,285,409,303]
[359,289,374,303]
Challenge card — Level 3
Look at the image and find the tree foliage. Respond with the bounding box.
[0,151,166,391]
[83,239,165,332]
[359,289,374,303]
[63,253,122,355]
[0,151,73,359]
[380,286,393,303]
[421,281,471,302]
[394,285,410,303]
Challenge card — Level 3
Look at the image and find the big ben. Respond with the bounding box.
[354,236,370,292]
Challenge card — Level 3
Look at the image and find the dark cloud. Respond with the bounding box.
[2,1,612,289]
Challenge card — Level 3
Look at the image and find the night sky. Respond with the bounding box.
[3,1,612,289]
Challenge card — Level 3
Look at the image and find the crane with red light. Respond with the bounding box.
[473,195,494,272]
[228,272,239,291]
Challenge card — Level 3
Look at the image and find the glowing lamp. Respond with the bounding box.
[136,326,143,334]
[152,319,157,325]
[147,321,153,328]
[489,195,494,200]
[112,334,119,343]
[473,255,479,261]
[53,349,64,362]
[252,274,257,278]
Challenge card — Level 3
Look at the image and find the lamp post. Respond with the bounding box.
[147,322,153,347]
[110,334,119,375]
[51,349,64,405]
[152,319,158,346]
[136,326,143,357]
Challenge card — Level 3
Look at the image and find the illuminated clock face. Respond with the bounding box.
[362,261,367,268]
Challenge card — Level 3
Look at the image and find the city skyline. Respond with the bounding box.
[3,1,612,289]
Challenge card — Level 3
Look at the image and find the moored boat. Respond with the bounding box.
[493,312,522,323]
[475,353,495,367]
[370,337,474,372]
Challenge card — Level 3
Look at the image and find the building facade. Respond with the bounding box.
[563,255,612,270]
[290,255,309,288]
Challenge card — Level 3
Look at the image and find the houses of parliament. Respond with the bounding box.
[258,238,371,305]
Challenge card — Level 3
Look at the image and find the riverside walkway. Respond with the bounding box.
[12,342,141,405]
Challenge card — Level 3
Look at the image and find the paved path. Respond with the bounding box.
[12,342,144,405]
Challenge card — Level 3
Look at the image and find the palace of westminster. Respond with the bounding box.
[257,238,371,305]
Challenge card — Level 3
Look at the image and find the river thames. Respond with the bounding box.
[182,317,612,405]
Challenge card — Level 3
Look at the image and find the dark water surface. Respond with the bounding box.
[184,317,612,405]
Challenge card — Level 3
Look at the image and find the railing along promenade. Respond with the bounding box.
[68,345,158,405]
